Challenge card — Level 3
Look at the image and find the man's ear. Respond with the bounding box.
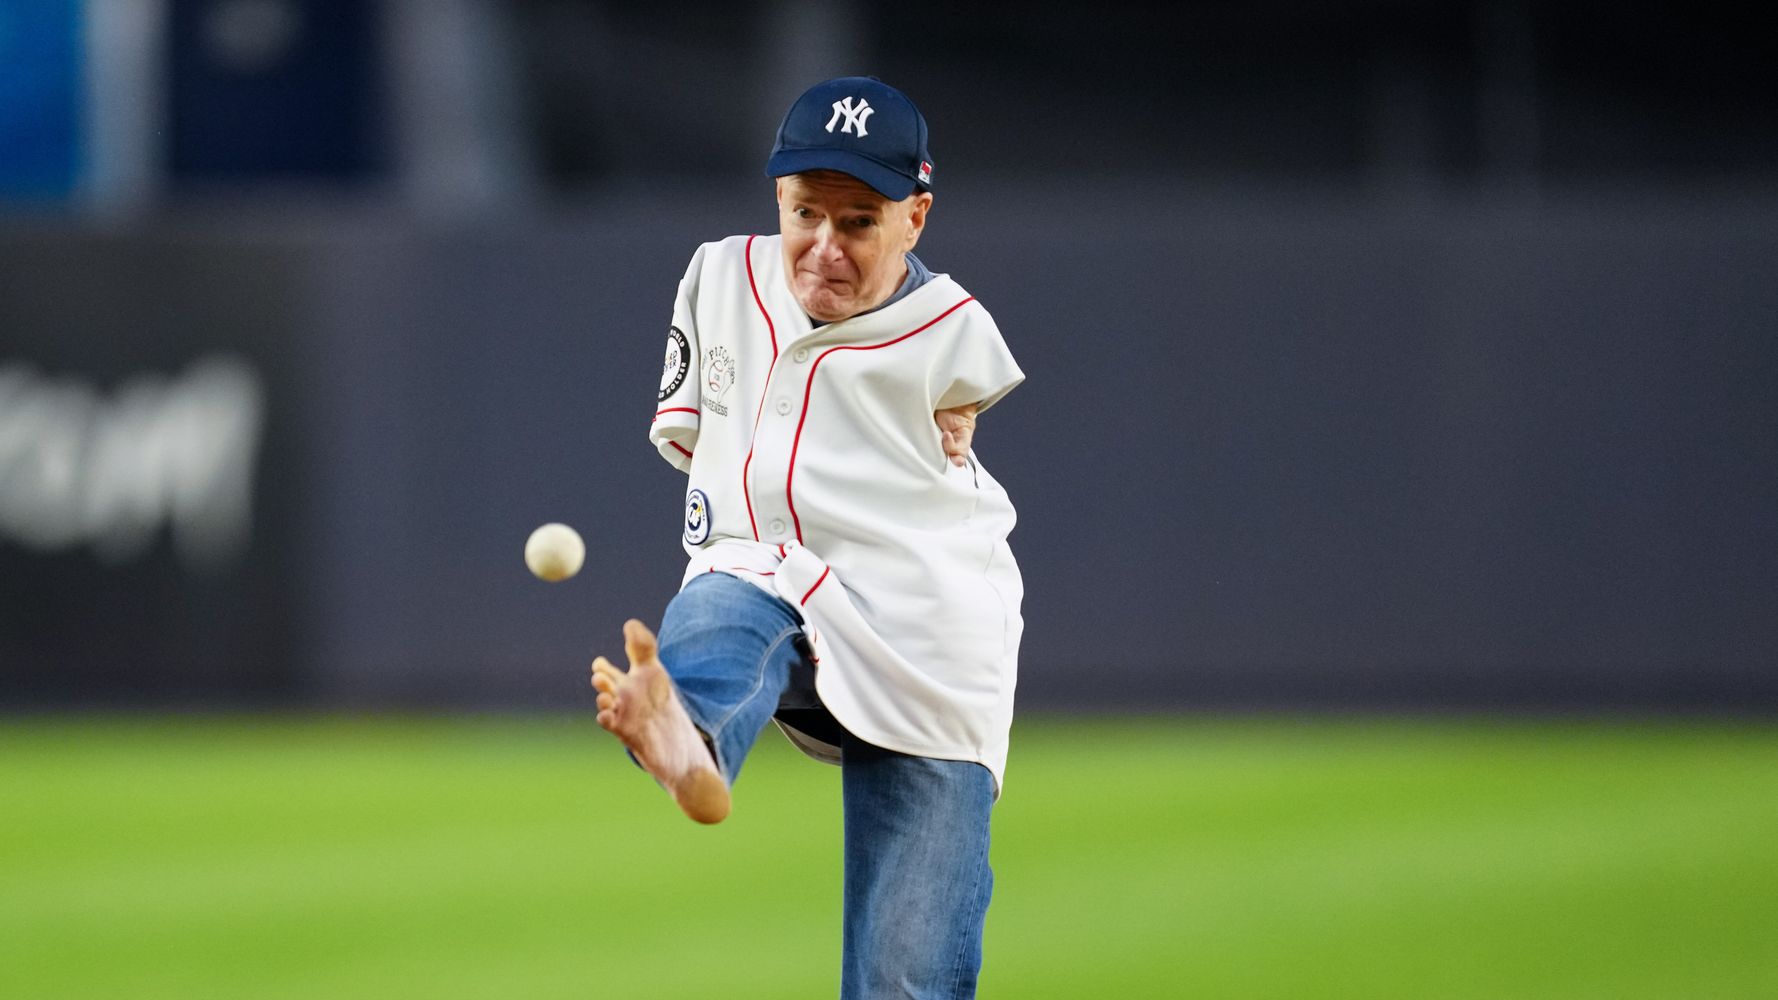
[906,192,934,250]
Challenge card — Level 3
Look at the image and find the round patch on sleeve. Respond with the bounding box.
[658,326,690,401]
[684,488,712,545]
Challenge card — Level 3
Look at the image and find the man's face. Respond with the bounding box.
[777,171,932,323]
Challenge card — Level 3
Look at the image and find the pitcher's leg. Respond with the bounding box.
[653,571,809,784]
[590,572,808,822]
[839,735,995,1000]
[590,617,731,823]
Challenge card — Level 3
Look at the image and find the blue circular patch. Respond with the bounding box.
[684,488,711,545]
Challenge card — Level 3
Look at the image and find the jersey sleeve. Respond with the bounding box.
[649,245,708,472]
[934,303,1025,414]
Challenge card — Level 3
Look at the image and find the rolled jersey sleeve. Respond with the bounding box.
[935,305,1025,413]
[649,244,709,471]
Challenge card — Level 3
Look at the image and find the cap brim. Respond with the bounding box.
[766,148,918,201]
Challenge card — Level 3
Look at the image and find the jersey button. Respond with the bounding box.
[775,398,792,415]
[792,347,810,363]
[769,518,787,535]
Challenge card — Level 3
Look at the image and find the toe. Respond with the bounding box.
[591,658,621,691]
[623,619,659,668]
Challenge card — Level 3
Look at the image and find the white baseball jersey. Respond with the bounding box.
[650,234,1025,793]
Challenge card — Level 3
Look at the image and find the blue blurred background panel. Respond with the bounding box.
[0,0,84,201]
[168,0,385,182]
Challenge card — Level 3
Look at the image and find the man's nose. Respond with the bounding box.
[812,222,845,259]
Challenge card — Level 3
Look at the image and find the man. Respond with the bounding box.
[591,77,1024,999]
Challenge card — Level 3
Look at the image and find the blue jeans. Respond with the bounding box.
[656,571,996,1000]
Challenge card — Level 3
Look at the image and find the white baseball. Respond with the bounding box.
[524,522,585,582]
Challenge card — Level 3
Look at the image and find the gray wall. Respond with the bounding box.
[4,187,1774,709]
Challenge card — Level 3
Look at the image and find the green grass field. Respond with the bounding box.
[3,714,1776,999]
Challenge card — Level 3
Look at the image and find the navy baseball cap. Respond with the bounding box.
[765,77,934,201]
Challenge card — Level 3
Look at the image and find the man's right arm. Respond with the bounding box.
[649,245,709,471]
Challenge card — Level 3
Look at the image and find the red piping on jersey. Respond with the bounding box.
[801,566,830,604]
[654,407,699,420]
[744,234,778,357]
[740,234,780,541]
[669,441,693,459]
[785,296,976,542]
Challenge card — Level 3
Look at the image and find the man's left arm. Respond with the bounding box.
[935,404,978,468]
[932,305,1023,467]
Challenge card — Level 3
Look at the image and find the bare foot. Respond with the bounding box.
[591,619,731,824]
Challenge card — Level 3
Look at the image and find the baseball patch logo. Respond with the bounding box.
[684,488,712,545]
[658,326,690,401]
[703,346,736,417]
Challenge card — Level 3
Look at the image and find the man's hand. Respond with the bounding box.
[935,403,978,468]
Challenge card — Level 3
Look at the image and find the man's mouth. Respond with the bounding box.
[801,267,852,289]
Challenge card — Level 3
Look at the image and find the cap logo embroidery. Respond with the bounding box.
[825,97,874,138]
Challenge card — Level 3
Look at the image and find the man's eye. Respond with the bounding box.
[852,217,876,228]
[795,207,815,219]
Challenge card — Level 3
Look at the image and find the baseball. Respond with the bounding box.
[524,522,585,582]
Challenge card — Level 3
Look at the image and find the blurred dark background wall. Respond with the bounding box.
[3,0,1773,711]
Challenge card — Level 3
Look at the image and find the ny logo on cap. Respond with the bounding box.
[825,97,874,138]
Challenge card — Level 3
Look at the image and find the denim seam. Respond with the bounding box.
[946,816,992,997]
[700,624,804,773]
